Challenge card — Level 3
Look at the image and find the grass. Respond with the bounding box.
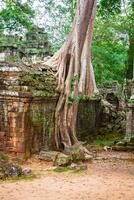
[72,168,87,174]
[0,152,8,162]
[53,167,69,173]
[94,132,124,147]
[0,174,38,184]
[53,166,87,174]
[95,139,114,147]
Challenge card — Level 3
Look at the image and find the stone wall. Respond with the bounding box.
[0,95,57,157]
[124,80,134,142]
[0,62,127,157]
[124,80,134,100]
[125,103,134,142]
[77,99,101,142]
[0,26,51,61]
[98,82,126,138]
[0,95,102,157]
[0,95,126,157]
[0,61,57,157]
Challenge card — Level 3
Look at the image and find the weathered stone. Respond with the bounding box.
[99,97,126,137]
[84,154,93,162]
[64,144,93,163]
[125,99,134,142]
[0,26,51,61]
[38,151,59,162]
[112,145,134,151]
[64,144,85,162]
[22,168,33,176]
[0,63,127,157]
[69,163,88,171]
[54,153,71,167]
[3,163,22,177]
[0,162,22,180]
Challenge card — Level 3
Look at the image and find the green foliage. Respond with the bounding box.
[95,139,113,147]
[20,69,57,97]
[0,0,35,34]
[43,0,129,84]
[68,95,89,104]
[42,0,76,52]
[1,174,37,183]
[0,25,51,58]
[92,15,128,84]
[0,0,132,85]
[53,167,69,173]
[128,99,134,104]
[71,74,78,92]
[99,0,121,15]
[0,152,8,162]
[98,0,134,82]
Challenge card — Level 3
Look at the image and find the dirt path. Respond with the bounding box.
[0,152,134,200]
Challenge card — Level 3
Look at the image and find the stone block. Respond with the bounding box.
[0,132,5,138]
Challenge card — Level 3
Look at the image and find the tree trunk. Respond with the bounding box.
[45,0,97,150]
[126,1,134,80]
[127,33,134,80]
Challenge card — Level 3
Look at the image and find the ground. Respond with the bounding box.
[0,151,134,200]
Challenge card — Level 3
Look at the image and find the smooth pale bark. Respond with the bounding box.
[45,0,97,150]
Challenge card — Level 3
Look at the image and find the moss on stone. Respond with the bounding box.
[19,68,58,98]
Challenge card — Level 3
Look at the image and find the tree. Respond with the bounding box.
[42,0,128,84]
[0,0,34,35]
[126,0,134,79]
[92,14,127,84]
[45,0,97,151]
[99,0,134,80]
[36,0,77,52]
